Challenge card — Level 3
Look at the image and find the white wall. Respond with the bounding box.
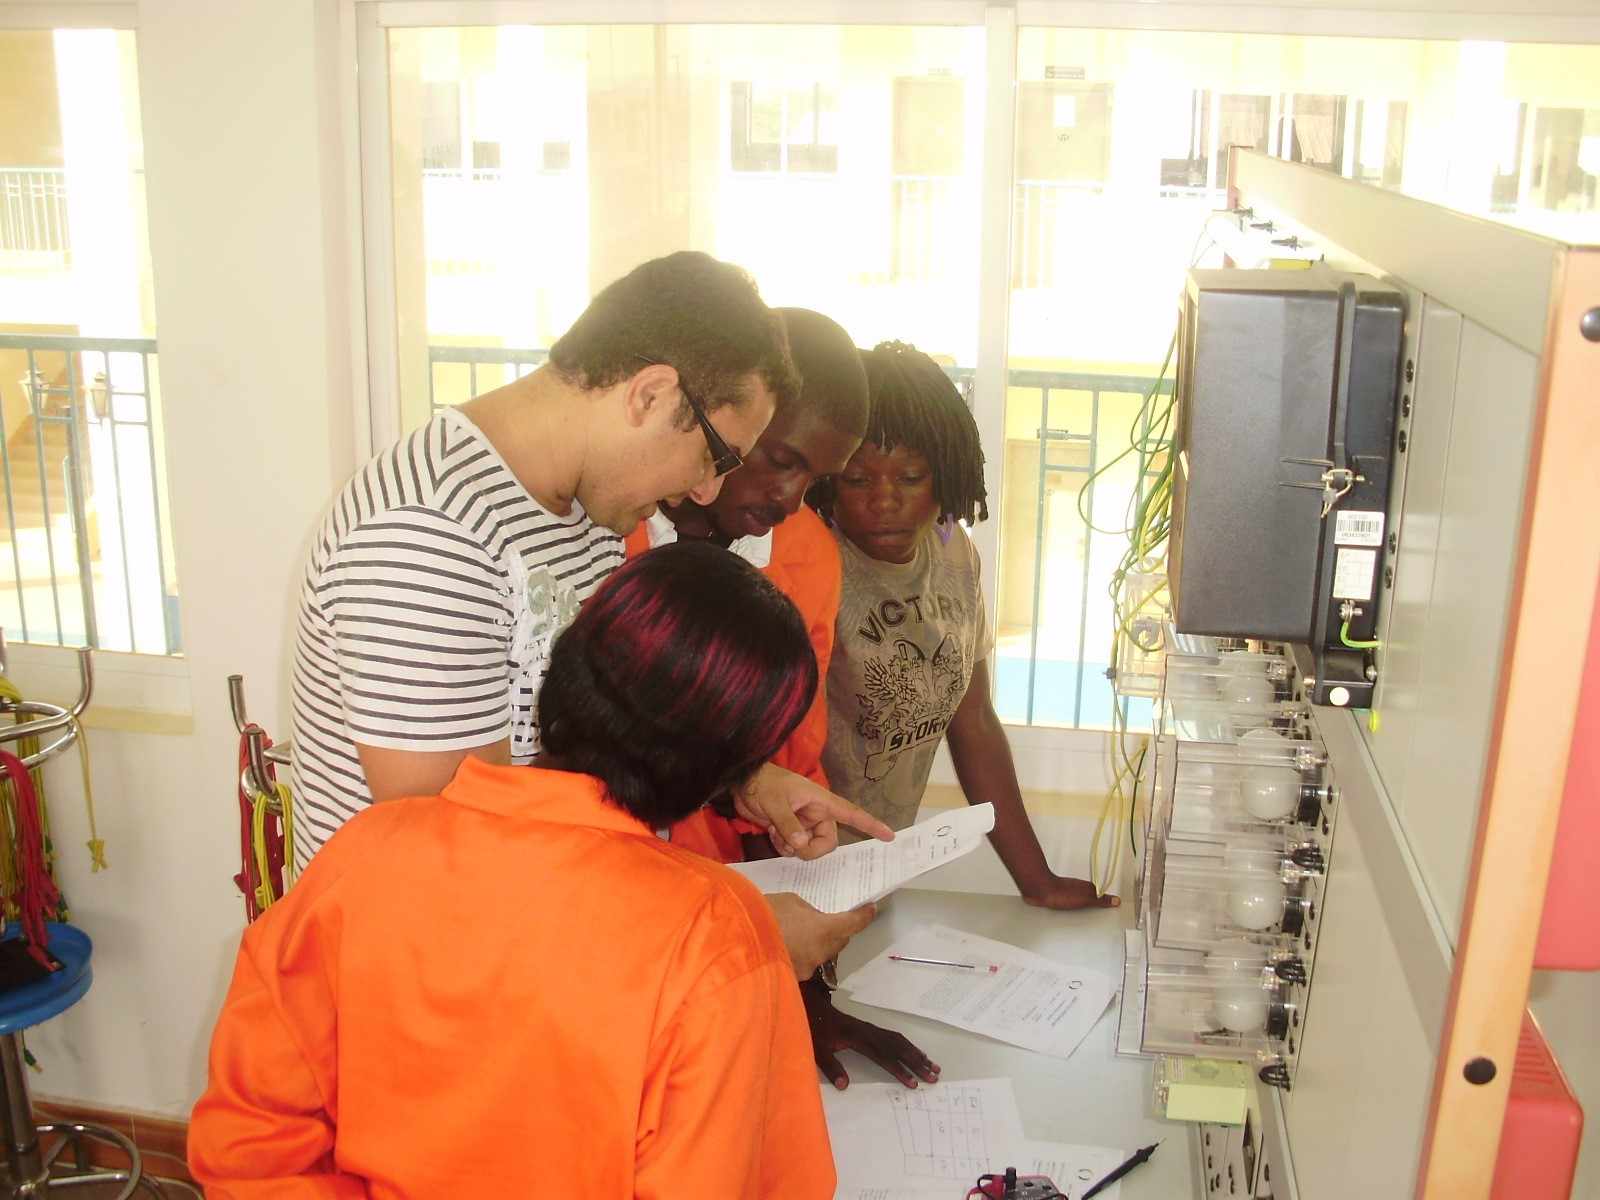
[13,0,357,1116]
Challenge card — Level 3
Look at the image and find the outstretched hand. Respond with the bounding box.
[735,763,894,860]
[801,978,941,1090]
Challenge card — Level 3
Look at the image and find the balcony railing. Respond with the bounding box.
[891,175,959,284]
[428,344,1169,728]
[0,168,70,260]
[0,334,175,654]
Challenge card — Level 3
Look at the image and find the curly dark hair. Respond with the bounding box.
[809,341,989,526]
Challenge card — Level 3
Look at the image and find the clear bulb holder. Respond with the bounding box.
[1165,729,1331,829]
[1141,963,1294,1060]
[1113,570,1246,699]
[1162,651,1300,739]
[1113,570,1178,699]
[1154,857,1313,952]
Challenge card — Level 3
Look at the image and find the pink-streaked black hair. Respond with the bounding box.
[538,540,817,828]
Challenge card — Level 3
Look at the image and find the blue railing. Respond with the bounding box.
[0,333,176,654]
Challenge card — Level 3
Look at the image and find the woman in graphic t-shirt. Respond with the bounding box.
[798,341,1118,1089]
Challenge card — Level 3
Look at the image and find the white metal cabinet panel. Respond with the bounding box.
[1285,801,1435,1199]
[1361,296,1463,833]
[1399,319,1537,944]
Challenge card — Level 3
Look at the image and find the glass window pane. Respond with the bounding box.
[0,29,176,655]
[387,25,986,434]
[1001,27,1600,728]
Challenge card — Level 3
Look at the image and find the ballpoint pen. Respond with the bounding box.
[1081,1141,1160,1199]
[889,954,976,969]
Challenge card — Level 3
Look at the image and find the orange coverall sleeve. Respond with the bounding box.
[187,945,365,1199]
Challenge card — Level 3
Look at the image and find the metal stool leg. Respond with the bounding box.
[33,1124,141,1200]
[0,1033,45,1192]
[0,1033,148,1199]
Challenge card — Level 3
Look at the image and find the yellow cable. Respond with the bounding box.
[277,780,295,888]
[69,719,106,871]
[250,789,276,911]
[248,780,294,912]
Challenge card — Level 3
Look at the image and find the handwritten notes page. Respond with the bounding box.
[729,804,996,913]
[825,1076,1127,1199]
[824,1077,1025,1190]
[839,924,1117,1061]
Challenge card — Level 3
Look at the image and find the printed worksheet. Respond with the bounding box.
[729,804,995,913]
[839,924,1117,1061]
[823,1077,1025,1187]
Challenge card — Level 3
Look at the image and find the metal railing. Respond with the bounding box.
[0,334,174,653]
[1012,179,1106,290]
[0,168,70,259]
[891,175,959,284]
[427,343,1168,727]
[428,344,548,412]
[1009,369,1171,727]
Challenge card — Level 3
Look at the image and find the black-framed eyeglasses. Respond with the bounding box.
[634,355,743,477]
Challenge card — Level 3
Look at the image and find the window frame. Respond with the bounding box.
[0,2,193,714]
[348,0,1600,762]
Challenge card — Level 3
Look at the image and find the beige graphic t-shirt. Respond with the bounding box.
[822,521,991,838]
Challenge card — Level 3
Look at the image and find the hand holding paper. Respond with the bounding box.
[730,804,996,913]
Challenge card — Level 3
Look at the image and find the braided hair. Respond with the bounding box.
[809,341,989,526]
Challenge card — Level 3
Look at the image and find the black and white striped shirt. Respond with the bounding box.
[289,408,623,872]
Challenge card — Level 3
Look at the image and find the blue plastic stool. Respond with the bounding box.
[0,923,156,1198]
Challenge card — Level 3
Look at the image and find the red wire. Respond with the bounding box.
[234,733,260,923]
[0,749,61,969]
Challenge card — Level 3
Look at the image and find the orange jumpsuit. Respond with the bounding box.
[188,759,835,1199]
[624,507,842,862]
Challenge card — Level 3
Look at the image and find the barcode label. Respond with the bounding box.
[1333,548,1377,601]
[1335,510,1385,547]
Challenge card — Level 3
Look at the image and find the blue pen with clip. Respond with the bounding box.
[1081,1141,1160,1199]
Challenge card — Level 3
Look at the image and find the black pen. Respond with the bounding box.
[1081,1141,1160,1199]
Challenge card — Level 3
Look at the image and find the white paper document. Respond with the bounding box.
[823,1077,1025,1190]
[839,924,1118,1061]
[1022,1140,1128,1199]
[729,804,996,913]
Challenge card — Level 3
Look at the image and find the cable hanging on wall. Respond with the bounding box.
[227,675,294,922]
[0,634,99,968]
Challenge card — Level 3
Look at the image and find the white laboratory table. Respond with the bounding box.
[829,887,1199,1199]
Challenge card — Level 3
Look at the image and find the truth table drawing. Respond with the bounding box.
[887,1083,999,1180]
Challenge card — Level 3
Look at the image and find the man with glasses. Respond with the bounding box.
[289,252,889,976]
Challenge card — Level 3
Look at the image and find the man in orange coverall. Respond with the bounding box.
[625,309,869,861]
[188,542,836,1198]
[622,310,942,1097]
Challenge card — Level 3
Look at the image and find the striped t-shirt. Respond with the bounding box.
[289,407,624,872]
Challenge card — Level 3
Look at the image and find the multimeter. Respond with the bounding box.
[968,1168,1064,1199]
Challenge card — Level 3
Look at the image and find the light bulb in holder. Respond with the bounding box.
[1220,671,1276,706]
[1227,877,1287,930]
[1240,765,1301,820]
[1212,985,1270,1034]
